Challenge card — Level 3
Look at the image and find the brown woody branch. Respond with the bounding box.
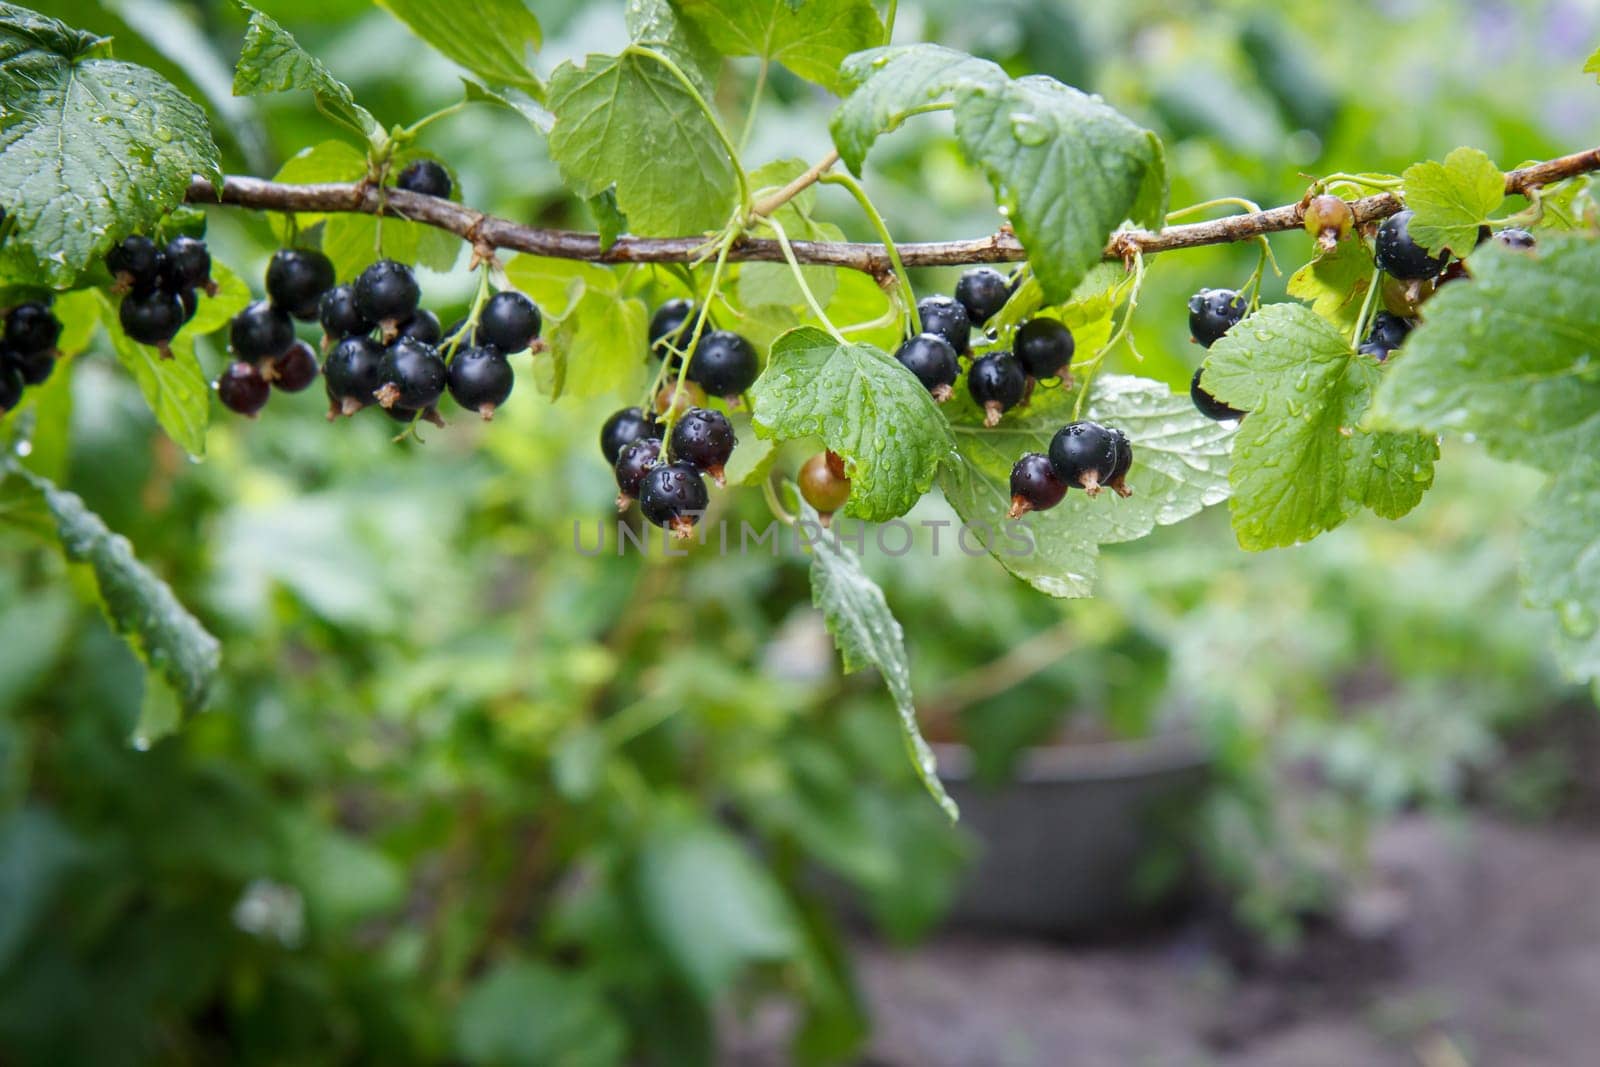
[185,146,1600,275]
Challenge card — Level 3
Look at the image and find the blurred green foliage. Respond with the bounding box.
[1,0,1596,1062]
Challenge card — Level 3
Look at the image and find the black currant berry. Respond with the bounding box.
[669,407,735,485]
[614,437,662,510]
[1302,194,1353,250]
[217,361,270,416]
[106,235,163,292]
[649,298,696,359]
[655,378,707,419]
[1190,368,1246,421]
[4,302,61,355]
[967,352,1027,426]
[1375,209,1449,280]
[601,407,658,466]
[1357,340,1392,362]
[1008,452,1067,518]
[917,294,971,354]
[396,159,452,199]
[799,452,851,520]
[7,348,54,387]
[266,249,336,321]
[688,330,759,399]
[447,345,514,419]
[396,309,442,345]
[1493,227,1536,251]
[269,340,319,393]
[1366,311,1413,352]
[1014,318,1075,379]
[639,462,709,539]
[954,268,1010,326]
[163,236,214,295]
[1187,289,1247,348]
[354,260,421,332]
[0,365,23,414]
[324,335,385,417]
[178,286,199,323]
[1105,427,1133,498]
[319,284,373,341]
[230,301,295,363]
[1048,420,1119,496]
[120,289,187,349]
[477,291,541,352]
[894,333,960,401]
[375,337,446,410]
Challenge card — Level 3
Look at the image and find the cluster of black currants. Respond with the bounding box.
[109,234,215,356]
[0,300,63,414]
[315,259,539,425]
[1009,421,1134,518]
[894,267,1075,427]
[646,298,760,403]
[600,403,734,539]
[217,248,336,416]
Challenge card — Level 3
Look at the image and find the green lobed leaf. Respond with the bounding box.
[375,0,542,97]
[953,76,1165,303]
[2,461,221,730]
[1204,303,1437,550]
[0,2,221,287]
[461,78,553,133]
[750,326,954,521]
[1587,44,1600,82]
[96,291,210,457]
[233,2,382,143]
[940,374,1232,597]
[455,960,625,1067]
[1368,236,1600,470]
[1287,235,1375,330]
[180,259,251,337]
[1401,147,1505,255]
[633,817,799,1000]
[1523,455,1600,683]
[673,0,883,92]
[503,256,647,401]
[801,496,958,819]
[627,0,719,94]
[547,49,740,237]
[831,44,1005,175]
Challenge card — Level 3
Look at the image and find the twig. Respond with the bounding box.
[186,145,1600,275]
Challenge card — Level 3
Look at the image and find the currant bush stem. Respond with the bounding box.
[626,45,751,211]
[186,144,1600,272]
[767,215,847,344]
[819,170,920,336]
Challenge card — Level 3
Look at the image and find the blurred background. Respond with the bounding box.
[6,0,1600,1063]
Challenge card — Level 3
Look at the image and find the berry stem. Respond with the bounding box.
[820,170,921,336]
[626,45,752,214]
[1350,261,1384,349]
[767,215,847,344]
[762,477,798,528]
[655,223,740,460]
[1164,196,1264,222]
[738,59,768,156]
[750,149,841,219]
[1071,250,1145,419]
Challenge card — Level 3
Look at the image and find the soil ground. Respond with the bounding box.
[806,814,1600,1066]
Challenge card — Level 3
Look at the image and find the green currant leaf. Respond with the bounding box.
[673,0,883,92]
[1,460,220,735]
[233,2,382,143]
[939,374,1232,598]
[0,2,221,287]
[95,292,210,458]
[503,256,648,401]
[953,76,1165,303]
[1204,303,1437,550]
[587,189,627,251]
[180,259,251,337]
[740,158,842,310]
[627,0,719,94]
[454,961,626,1067]
[801,496,957,819]
[831,44,1005,175]
[1401,147,1505,256]
[1287,236,1375,329]
[460,79,552,133]
[750,326,954,521]
[321,213,460,281]
[547,50,740,237]
[1585,44,1600,82]
[374,0,542,98]
[1524,455,1600,682]
[1369,236,1600,470]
